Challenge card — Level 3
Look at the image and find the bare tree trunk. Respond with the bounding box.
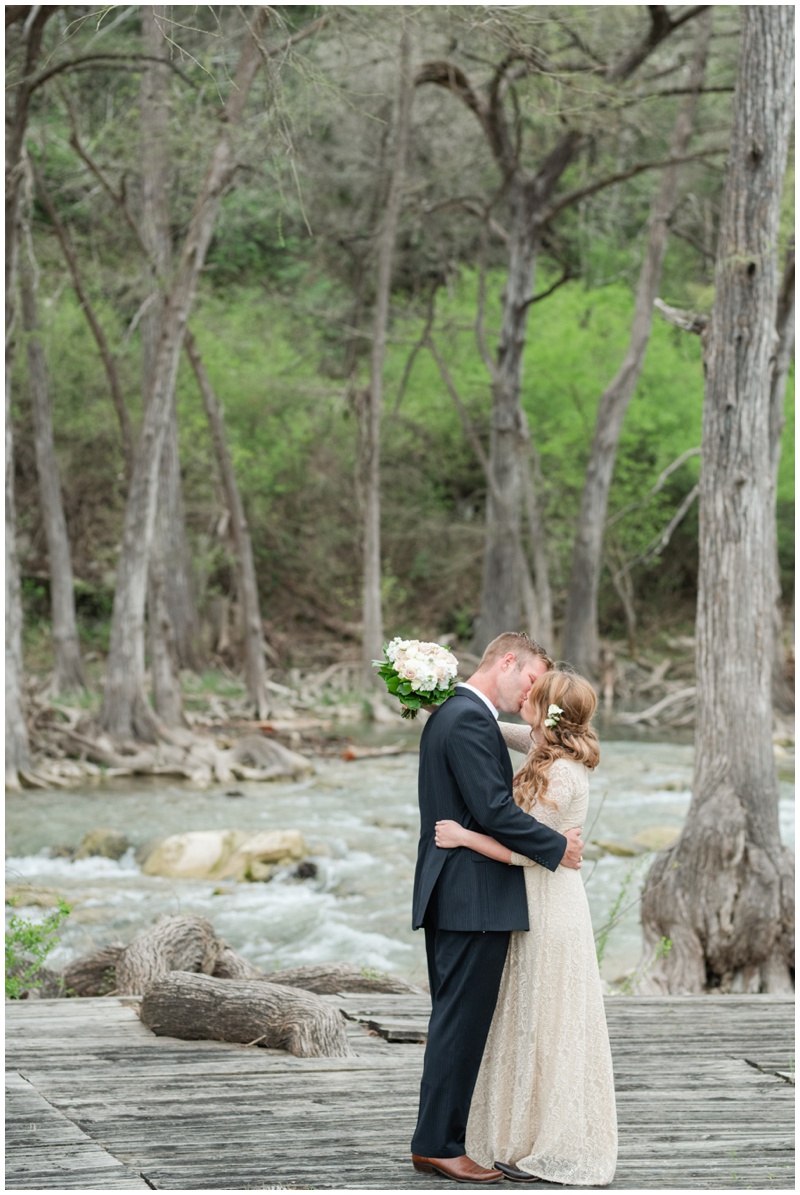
[562,11,712,679]
[473,179,534,651]
[5,375,30,789]
[184,329,269,718]
[99,8,269,742]
[147,559,187,729]
[360,21,412,682]
[521,446,554,650]
[141,4,197,719]
[5,8,55,787]
[768,247,795,712]
[641,6,795,995]
[18,217,85,694]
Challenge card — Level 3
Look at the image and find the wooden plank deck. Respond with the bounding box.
[5,993,794,1191]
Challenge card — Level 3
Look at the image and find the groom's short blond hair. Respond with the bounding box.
[478,632,553,672]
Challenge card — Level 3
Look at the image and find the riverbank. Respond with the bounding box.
[5,992,794,1190]
[18,631,794,789]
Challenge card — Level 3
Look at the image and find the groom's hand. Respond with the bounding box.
[560,826,584,870]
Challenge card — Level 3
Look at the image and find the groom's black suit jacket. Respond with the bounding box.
[412,687,567,931]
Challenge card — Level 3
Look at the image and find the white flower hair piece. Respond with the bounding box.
[544,703,564,729]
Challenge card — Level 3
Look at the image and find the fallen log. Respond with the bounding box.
[115,915,222,995]
[139,971,354,1057]
[61,924,259,996]
[615,685,696,726]
[341,743,410,761]
[260,962,425,995]
[62,944,123,996]
[212,945,262,980]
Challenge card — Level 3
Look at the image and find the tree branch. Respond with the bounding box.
[59,89,155,271]
[415,60,516,173]
[420,196,509,245]
[606,5,711,82]
[520,270,574,312]
[424,334,492,479]
[635,483,700,564]
[608,445,701,528]
[244,10,332,65]
[653,296,709,335]
[642,84,735,98]
[390,281,441,417]
[23,52,195,93]
[539,146,726,228]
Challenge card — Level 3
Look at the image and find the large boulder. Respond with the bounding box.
[139,829,307,882]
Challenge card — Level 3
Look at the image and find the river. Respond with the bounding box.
[5,733,794,988]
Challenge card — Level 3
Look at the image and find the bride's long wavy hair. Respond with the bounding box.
[513,670,600,812]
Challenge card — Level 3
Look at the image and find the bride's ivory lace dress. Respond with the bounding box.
[465,726,618,1186]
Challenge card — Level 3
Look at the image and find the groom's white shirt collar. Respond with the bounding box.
[456,682,499,720]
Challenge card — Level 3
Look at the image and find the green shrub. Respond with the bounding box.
[5,898,71,1000]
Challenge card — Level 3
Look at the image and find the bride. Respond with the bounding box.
[434,669,617,1187]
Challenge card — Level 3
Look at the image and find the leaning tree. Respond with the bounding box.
[640,5,794,994]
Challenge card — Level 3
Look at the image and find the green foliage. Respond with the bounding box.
[5,898,71,999]
[594,861,642,968]
[8,5,792,665]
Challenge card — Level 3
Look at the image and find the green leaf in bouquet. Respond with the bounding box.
[397,681,413,696]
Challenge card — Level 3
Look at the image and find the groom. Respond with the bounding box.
[410,632,584,1184]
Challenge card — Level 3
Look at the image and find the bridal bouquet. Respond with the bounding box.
[373,637,459,719]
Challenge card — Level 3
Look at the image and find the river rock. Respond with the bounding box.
[591,838,644,858]
[632,826,680,852]
[140,830,250,879]
[139,829,306,882]
[215,830,307,882]
[6,884,70,909]
[73,828,131,861]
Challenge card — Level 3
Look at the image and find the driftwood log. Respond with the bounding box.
[61,921,420,999]
[62,944,124,996]
[58,918,421,1059]
[140,971,354,1057]
[261,962,424,995]
[213,944,262,980]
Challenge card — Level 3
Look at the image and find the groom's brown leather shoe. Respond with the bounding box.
[412,1155,504,1183]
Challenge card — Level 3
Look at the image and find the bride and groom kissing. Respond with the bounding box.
[410,632,617,1186]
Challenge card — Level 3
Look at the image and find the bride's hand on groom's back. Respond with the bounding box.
[435,819,466,849]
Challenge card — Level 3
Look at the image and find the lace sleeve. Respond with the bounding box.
[497,720,535,756]
[508,761,575,867]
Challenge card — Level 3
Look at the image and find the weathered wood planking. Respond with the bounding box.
[5,994,794,1191]
[5,1072,150,1190]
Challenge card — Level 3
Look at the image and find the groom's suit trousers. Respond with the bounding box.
[410,912,509,1158]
